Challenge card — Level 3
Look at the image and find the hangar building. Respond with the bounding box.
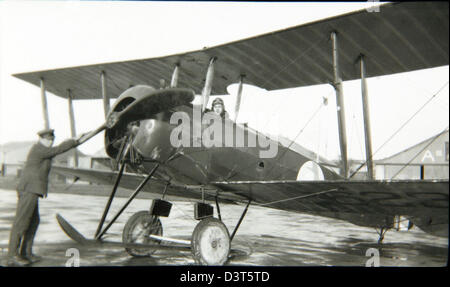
[374,130,449,180]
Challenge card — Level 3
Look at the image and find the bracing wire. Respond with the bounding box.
[255,188,338,207]
[243,36,328,141]
[263,101,326,178]
[222,101,323,181]
[349,80,449,179]
[224,37,329,181]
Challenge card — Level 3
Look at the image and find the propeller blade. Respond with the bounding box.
[107,87,195,130]
[76,87,195,148]
[75,123,107,146]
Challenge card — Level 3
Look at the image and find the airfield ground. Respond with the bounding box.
[0,176,447,267]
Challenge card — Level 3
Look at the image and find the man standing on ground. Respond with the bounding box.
[7,128,83,266]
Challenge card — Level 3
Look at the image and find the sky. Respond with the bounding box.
[0,1,448,162]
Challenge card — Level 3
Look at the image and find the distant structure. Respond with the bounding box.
[0,141,87,178]
[0,142,33,176]
[374,130,449,180]
[91,148,115,171]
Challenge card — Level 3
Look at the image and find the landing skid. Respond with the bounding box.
[56,213,191,251]
[56,213,89,245]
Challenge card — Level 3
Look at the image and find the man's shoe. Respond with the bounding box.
[24,254,42,263]
[7,255,31,266]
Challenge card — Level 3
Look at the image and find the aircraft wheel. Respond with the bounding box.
[122,211,163,257]
[191,217,230,265]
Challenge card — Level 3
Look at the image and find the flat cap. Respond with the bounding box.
[37,128,55,137]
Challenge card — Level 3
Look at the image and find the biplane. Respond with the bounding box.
[13,2,449,265]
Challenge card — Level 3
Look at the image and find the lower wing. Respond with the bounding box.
[52,165,448,237]
[212,179,449,237]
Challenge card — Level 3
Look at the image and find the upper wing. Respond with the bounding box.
[13,2,448,99]
[212,179,449,235]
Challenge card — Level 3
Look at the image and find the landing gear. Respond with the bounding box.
[191,217,230,265]
[122,211,163,257]
[377,227,389,244]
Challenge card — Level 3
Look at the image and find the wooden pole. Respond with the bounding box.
[331,32,348,178]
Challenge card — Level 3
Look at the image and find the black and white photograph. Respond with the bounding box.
[0,0,448,273]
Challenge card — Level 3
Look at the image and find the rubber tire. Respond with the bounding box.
[191,217,230,265]
[122,211,163,257]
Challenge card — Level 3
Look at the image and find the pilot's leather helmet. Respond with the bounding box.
[212,98,224,107]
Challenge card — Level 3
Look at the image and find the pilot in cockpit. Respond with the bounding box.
[206,97,229,120]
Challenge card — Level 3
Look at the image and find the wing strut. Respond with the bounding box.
[215,195,222,221]
[75,123,156,241]
[40,78,50,130]
[94,159,127,238]
[233,75,245,122]
[170,64,180,88]
[67,89,78,167]
[202,57,217,112]
[230,199,252,242]
[95,163,160,240]
[360,55,374,179]
[101,71,110,118]
[331,31,348,178]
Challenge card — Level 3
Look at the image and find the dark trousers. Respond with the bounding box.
[8,191,40,257]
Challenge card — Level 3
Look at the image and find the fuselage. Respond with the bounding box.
[104,85,341,188]
[126,106,341,186]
